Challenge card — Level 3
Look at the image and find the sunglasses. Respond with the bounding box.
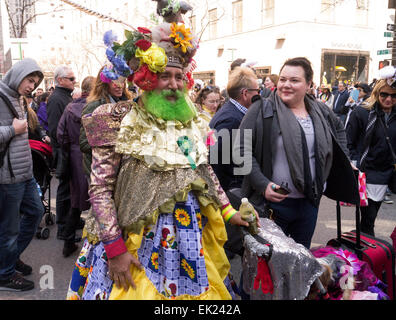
[64,77,76,82]
[245,88,261,94]
[203,85,219,91]
[379,92,396,99]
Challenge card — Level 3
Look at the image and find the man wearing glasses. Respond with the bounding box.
[46,65,78,242]
[209,66,259,266]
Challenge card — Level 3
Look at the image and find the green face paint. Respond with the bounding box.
[143,89,197,123]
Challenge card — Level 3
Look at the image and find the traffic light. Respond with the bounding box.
[379,60,390,69]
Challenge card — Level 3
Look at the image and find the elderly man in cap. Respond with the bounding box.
[66,3,251,300]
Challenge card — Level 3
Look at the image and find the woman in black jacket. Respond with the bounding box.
[346,79,396,236]
[237,57,355,249]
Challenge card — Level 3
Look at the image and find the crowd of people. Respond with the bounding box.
[1,3,395,300]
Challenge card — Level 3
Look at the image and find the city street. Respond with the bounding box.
[1,177,395,300]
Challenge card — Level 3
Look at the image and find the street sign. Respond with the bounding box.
[385,31,393,37]
[387,23,396,31]
[378,49,391,55]
[387,40,396,48]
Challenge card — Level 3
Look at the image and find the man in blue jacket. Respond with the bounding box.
[333,81,349,123]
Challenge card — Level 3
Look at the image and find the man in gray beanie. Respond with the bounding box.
[0,58,44,291]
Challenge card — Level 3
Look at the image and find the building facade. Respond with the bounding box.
[191,0,393,89]
[1,0,393,90]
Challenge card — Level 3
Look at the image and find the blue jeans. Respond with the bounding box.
[269,197,319,249]
[0,178,44,280]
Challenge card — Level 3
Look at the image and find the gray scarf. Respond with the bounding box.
[273,93,333,199]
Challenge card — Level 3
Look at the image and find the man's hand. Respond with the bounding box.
[229,211,249,227]
[229,210,261,228]
[12,118,28,135]
[108,251,142,291]
[264,183,288,203]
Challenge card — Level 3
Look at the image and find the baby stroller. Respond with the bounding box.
[29,140,56,240]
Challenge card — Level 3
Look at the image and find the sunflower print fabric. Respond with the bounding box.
[66,240,113,300]
[137,192,209,299]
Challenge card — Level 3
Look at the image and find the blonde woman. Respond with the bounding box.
[346,79,396,236]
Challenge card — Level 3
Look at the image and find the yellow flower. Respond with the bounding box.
[170,22,193,53]
[181,259,195,279]
[77,266,89,278]
[151,252,159,270]
[175,208,191,227]
[135,43,168,73]
[196,212,202,230]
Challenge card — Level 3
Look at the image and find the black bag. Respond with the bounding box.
[55,147,70,179]
[378,117,396,194]
[389,171,396,194]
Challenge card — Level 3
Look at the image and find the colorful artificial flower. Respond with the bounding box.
[133,64,158,91]
[169,22,193,53]
[186,72,194,90]
[138,27,152,34]
[175,208,191,227]
[103,30,118,47]
[135,39,152,51]
[135,43,168,73]
[334,248,362,275]
[100,66,119,83]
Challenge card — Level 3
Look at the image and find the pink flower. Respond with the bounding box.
[100,72,112,83]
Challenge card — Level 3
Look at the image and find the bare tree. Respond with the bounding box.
[5,0,64,38]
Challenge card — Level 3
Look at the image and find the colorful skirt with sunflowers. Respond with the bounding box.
[66,192,234,300]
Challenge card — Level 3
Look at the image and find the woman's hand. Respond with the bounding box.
[264,183,288,202]
[108,251,143,291]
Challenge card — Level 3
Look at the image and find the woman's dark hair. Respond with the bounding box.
[38,91,50,104]
[280,57,314,84]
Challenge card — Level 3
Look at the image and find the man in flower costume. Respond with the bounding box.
[67,1,249,300]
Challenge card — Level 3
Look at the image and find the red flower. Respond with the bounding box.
[135,39,152,51]
[186,72,194,90]
[127,74,134,83]
[138,27,152,34]
[134,64,158,91]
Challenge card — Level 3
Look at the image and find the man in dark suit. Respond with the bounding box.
[209,67,259,192]
[332,81,349,123]
[46,65,76,241]
[209,67,259,264]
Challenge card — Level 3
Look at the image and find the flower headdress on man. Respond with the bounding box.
[100,0,198,92]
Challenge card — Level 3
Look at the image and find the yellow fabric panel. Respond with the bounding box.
[109,204,231,300]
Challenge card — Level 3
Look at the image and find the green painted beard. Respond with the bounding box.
[143,89,197,123]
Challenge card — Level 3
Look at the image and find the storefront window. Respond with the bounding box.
[321,51,369,86]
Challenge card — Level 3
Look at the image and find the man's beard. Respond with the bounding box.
[142,89,197,123]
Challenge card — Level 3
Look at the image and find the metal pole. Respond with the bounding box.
[393,9,396,65]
